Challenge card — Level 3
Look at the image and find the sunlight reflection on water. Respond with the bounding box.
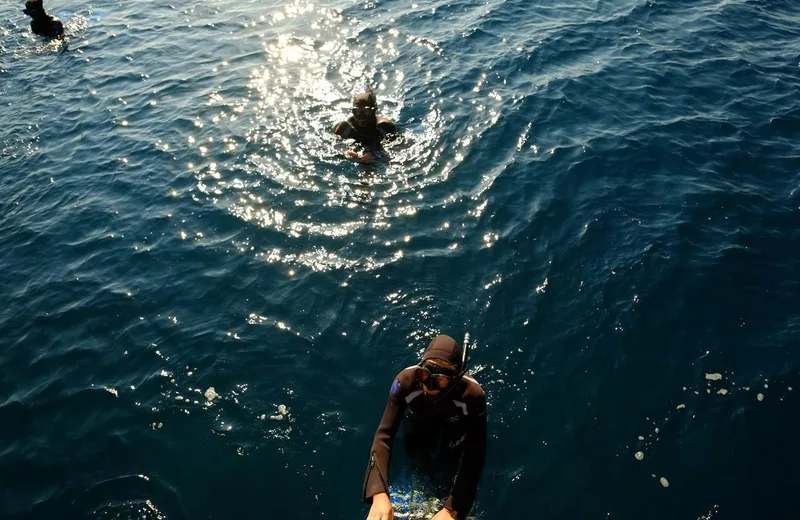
[186,0,500,273]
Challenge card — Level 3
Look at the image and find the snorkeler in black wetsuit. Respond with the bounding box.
[23,0,64,39]
[363,335,487,520]
[334,92,397,163]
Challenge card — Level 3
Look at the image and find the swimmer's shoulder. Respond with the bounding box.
[334,117,358,139]
[386,366,419,398]
[460,375,486,411]
[376,117,397,135]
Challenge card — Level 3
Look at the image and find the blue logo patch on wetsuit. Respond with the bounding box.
[391,379,400,394]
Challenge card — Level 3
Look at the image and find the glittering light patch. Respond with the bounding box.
[483,274,502,290]
[204,387,219,401]
[697,505,720,519]
[93,498,167,520]
[483,232,499,248]
[184,0,505,278]
[629,373,794,491]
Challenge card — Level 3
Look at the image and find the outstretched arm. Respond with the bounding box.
[363,377,409,502]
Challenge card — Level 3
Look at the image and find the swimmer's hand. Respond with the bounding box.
[432,507,458,520]
[367,492,394,520]
[345,149,375,163]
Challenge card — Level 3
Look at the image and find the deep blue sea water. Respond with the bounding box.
[1,0,799,518]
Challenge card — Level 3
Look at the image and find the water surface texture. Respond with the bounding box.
[1,0,799,518]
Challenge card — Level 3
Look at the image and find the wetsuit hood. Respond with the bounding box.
[23,0,44,16]
[353,91,377,108]
[351,91,378,128]
[422,335,462,373]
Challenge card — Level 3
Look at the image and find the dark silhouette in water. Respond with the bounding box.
[23,0,64,39]
[334,91,397,163]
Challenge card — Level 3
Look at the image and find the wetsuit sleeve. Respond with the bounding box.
[362,374,409,502]
[443,391,487,518]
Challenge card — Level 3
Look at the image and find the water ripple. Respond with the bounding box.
[1,0,799,518]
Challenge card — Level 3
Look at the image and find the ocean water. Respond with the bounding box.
[1,0,799,518]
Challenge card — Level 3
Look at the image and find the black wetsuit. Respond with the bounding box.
[24,1,64,39]
[362,337,487,519]
[334,115,397,150]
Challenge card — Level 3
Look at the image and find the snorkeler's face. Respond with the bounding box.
[352,104,376,126]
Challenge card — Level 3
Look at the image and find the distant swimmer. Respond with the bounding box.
[23,0,64,39]
[334,91,397,163]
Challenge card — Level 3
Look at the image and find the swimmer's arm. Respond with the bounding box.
[443,396,487,518]
[363,375,409,501]
[334,122,372,161]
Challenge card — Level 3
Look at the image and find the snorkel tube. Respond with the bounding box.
[458,332,470,377]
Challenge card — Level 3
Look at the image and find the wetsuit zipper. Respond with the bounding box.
[362,451,389,499]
